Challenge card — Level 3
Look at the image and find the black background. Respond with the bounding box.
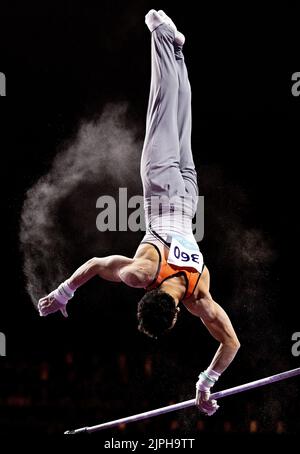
[0,0,299,450]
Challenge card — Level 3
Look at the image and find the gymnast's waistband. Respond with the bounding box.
[141,227,197,250]
[143,195,194,240]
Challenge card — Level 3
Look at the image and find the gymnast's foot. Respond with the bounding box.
[145,9,165,32]
[145,9,185,46]
[158,9,185,46]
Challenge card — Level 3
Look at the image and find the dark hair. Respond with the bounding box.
[137,289,178,339]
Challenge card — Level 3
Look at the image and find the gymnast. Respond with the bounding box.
[38,9,240,416]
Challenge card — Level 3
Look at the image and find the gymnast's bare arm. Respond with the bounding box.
[183,267,240,414]
[197,301,240,370]
[68,256,154,287]
[184,267,240,374]
[38,256,149,317]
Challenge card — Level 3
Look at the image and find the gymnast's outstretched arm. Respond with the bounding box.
[38,255,148,317]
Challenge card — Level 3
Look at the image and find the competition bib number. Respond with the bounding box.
[167,235,203,273]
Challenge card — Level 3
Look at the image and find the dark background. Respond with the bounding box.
[0,0,299,450]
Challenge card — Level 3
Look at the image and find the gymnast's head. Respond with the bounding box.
[137,289,180,339]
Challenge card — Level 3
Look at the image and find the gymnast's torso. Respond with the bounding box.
[134,232,208,305]
[133,193,206,303]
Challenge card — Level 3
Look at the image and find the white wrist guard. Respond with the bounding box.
[53,281,74,305]
[196,368,221,391]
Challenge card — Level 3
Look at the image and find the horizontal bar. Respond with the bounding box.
[65,367,300,434]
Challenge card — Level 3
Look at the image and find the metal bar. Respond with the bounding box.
[64,367,300,434]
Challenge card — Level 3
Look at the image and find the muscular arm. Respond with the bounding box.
[184,267,240,374]
[68,255,134,290]
[38,255,142,317]
[198,299,240,373]
[68,255,150,290]
[188,297,240,416]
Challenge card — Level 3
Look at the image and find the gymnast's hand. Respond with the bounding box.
[195,370,220,416]
[195,387,219,416]
[38,292,68,318]
[38,281,74,318]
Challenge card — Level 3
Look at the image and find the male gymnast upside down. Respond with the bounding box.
[38,10,240,416]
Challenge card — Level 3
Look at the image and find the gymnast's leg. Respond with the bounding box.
[141,12,186,205]
[175,43,199,216]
